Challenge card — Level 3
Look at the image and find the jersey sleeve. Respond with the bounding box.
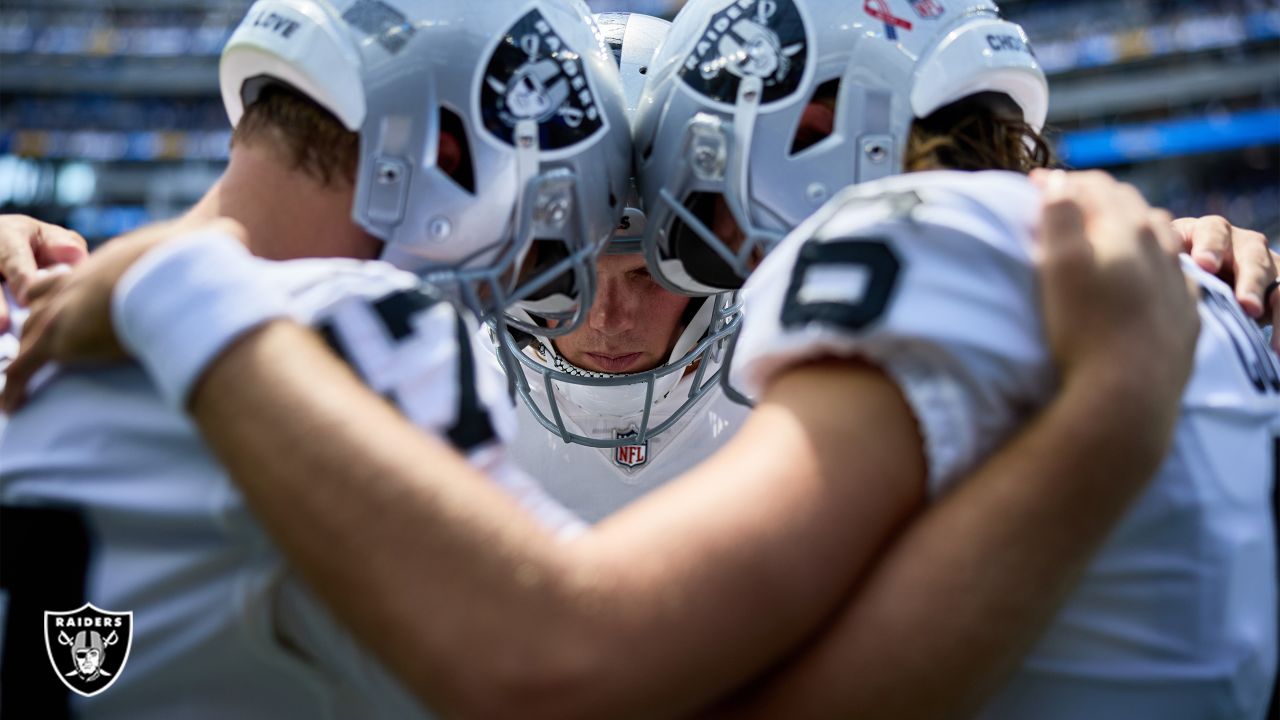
[732,184,1054,495]
[267,259,584,536]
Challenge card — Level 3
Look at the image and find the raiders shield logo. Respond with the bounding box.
[44,603,133,697]
[679,0,808,106]
[614,428,649,469]
[481,9,606,151]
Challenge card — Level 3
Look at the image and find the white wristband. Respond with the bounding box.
[112,230,288,409]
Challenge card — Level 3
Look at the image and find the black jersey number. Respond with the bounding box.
[318,287,497,452]
[781,237,902,332]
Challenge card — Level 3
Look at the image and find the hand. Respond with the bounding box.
[1031,170,1199,423]
[1,218,246,412]
[0,215,88,332]
[1172,215,1279,338]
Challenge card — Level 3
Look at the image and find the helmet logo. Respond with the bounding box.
[679,0,807,105]
[909,0,946,19]
[44,603,134,697]
[864,1,914,40]
[482,9,606,150]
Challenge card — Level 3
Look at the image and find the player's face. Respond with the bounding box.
[76,648,101,674]
[552,253,691,374]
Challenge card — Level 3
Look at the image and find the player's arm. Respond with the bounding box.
[714,169,1201,718]
[182,312,925,718]
[1,171,1197,717]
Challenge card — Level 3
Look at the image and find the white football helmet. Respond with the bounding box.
[220,0,631,332]
[634,0,1048,294]
[497,12,743,449]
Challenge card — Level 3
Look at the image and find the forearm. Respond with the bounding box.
[726,371,1174,718]
[191,327,920,717]
[189,320,594,714]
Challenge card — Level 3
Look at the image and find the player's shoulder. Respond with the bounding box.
[736,170,1047,397]
[795,170,1038,264]
[256,256,442,326]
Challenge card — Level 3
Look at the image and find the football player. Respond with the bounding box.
[500,12,751,522]
[497,9,1277,526]
[0,0,627,717]
[2,2,1274,718]
[0,9,1233,720]
[644,0,1278,716]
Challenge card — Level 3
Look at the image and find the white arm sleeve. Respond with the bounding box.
[733,177,1054,495]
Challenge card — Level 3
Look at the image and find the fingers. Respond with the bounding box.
[0,215,86,305]
[1,302,54,413]
[1174,215,1232,273]
[0,215,41,303]
[1227,232,1275,319]
[32,222,88,268]
[25,270,72,306]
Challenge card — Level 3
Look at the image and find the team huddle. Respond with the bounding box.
[0,0,1276,718]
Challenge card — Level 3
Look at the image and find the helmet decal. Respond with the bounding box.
[341,0,416,54]
[678,0,808,105]
[863,0,914,40]
[909,0,947,19]
[482,9,606,150]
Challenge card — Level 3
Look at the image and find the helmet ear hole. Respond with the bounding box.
[790,77,841,155]
[438,106,476,194]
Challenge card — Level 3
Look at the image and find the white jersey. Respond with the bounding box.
[734,170,1279,720]
[500,347,750,522]
[0,256,581,719]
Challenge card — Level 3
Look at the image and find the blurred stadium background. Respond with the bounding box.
[0,0,1276,244]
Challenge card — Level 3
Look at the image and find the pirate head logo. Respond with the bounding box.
[613,427,649,469]
[679,0,808,105]
[44,603,133,697]
[481,9,606,151]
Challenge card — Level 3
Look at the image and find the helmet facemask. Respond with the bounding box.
[636,0,1048,293]
[493,12,746,449]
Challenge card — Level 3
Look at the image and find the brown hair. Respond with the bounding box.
[904,93,1054,174]
[231,83,359,187]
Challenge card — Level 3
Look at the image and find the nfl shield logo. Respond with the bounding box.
[614,428,649,469]
[44,603,133,697]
